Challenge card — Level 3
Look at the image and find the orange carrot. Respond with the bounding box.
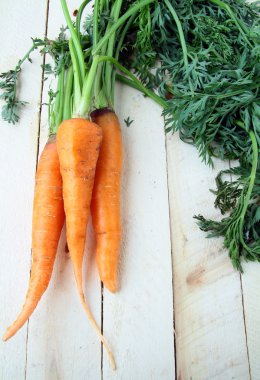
[56,118,115,369]
[91,109,123,293]
[3,135,65,341]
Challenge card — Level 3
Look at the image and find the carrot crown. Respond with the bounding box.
[60,0,156,117]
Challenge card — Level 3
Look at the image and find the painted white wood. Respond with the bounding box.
[102,86,175,379]
[0,1,48,379]
[26,1,102,379]
[238,2,260,377]
[166,133,250,380]
[242,263,260,379]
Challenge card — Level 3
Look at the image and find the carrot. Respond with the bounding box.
[91,109,123,293]
[57,118,115,369]
[3,136,65,341]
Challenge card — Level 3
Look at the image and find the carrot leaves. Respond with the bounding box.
[120,0,260,268]
[0,39,44,124]
[0,29,72,125]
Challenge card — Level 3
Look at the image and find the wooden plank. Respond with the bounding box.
[102,86,175,379]
[167,133,250,379]
[238,3,260,378]
[25,1,102,379]
[0,1,48,379]
[241,263,260,380]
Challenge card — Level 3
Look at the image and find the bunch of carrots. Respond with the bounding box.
[1,0,259,372]
[1,0,154,370]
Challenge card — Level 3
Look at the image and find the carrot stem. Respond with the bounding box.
[93,0,100,50]
[104,0,123,107]
[56,66,65,129]
[112,13,135,103]
[63,65,74,121]
[16,42,43,69]
[92,0,156,55]
[99,56,168,109]
[164,0,189,70]
[49,67,66,136]
[69,38,82,111]
[76,0,91,40]
[77,55,100,117]
[60,0,85,83]
[210,0,252,47]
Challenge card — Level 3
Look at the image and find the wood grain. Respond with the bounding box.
[0,1,48,379]
[167,133,250,380]
[242,263,260,380]
[102,86,175,379]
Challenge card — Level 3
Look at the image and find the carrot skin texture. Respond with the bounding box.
[57,118,102,296]
[57,118,116,370]
[3,136,65,341]
[91,110,123,293]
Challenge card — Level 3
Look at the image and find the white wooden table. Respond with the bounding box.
[0,1,259,379]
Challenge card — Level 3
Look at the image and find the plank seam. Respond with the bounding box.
[101,283,104,380]
[164,133,177,380]
[240,274,252,380]
[229,160,251,380]
[24,0,50,378]
[34,0,51,172]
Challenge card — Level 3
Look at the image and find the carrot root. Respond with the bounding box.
[91,109,123,293]
[3,136,64,341]
[57,118,116,369]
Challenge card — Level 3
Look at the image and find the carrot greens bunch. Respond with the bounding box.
[117,0,260,269]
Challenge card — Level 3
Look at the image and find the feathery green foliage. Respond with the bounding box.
[121,0,260,269]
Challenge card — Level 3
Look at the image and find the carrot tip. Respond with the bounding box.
[111,360,116,371]
[102,279,118,293]
[2,332,10,342]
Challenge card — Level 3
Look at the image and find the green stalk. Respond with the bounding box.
[178,83,260,99]
[92,0,104,107]
[104,0,123,107]
[63,65,74,120]
[164,0,194,92]
[77,55,100,117]
[53,74,62,123]
[99,56,168,109]
[164,0,189,69]
[92,0,156,55]
[69,38,82,111]
[94,44,108,109]
[210,0,252,47]
[76,0,91,39]
[56,66,65,129]
[48,95,55,136]
[116,74,168,109]
[115,13,136,62]
[93,0,100,49]
[93,0,117,109]
[239,131,258,249]
[103,0,109,11]
[111,14,136,104]
[60,0,85,83]
[16,41,45,69]
[235,126,259,254]
[84,48,92,59]
[49,68,65,136]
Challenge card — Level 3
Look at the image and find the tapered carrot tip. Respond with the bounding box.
[3,329,12,341]
[102,278,118,293]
